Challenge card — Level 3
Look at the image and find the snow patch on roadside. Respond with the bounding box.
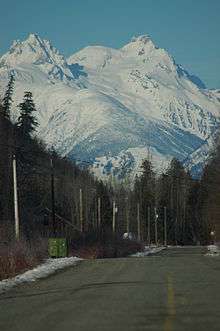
[0,256,82,294]
[205,245,220,257]
[131,246,166,257]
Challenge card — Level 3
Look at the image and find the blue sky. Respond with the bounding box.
[0,0,219,88]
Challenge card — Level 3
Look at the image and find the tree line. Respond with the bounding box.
[0,75,219,246]
[0,75,113,245]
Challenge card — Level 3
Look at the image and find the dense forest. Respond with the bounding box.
[0,75,219,252]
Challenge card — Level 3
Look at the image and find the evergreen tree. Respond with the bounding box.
[133,159,155,241]
[0,103,14,239]
[17,92,38,137]
[139,159,155,205]
[198,144,220,243]
[165,159,192,244]
[2,74,15,119]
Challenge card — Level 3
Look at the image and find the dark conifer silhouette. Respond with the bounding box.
[17,91,38,136]
[2,74,15,119]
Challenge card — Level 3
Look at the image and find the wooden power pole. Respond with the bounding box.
[13,154,19,240]
[50,157,56,236]
[154,207,158,246]
[164,206,167,247]
[112,201,116,233]
[79,188,83,232]
[98,197,101,228]
[147,206,151,246]
[137,203,141,241]
[126,198,130,234]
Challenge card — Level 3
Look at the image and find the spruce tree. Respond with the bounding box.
[166,158,192,244]
[139,159,155,206]
[198,143,220,243]
[0,103,14,236]
[2,74,15,119]
[17,92,38,137]
[133,159,155,241]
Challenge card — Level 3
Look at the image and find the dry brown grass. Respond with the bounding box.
[0,236,144,280]
[0,238,48,281]
[72,239,144,259]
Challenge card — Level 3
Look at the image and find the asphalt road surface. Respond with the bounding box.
[0,247,220,331]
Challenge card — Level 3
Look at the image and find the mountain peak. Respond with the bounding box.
[0,33,219,180]
[9,33,45,54]
[0,33,67,67]
[27,33,42,43]
[121,34,156,55]
[130,34,152,44]
[0,33,76,83]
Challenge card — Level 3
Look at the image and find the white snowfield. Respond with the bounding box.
[206,245,220,256]
[0,33,220,180]
[131,246,166,257]
[0,256,81,294]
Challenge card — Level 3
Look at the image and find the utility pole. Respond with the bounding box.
[112,201,118,258]
[50,157,56,236]
[98,197,101,228]
[147,206,151,247]
[13,154,19,240]
[137,202,141,241]
[126,197,130,234]
[154,207,158,246]
[175,217,178,246]
[79,188,83,232]
[164,206,167,247]
[112,201,116,233]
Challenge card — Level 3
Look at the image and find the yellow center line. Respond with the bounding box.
[164,275,176,331]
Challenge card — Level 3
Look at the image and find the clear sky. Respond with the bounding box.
[0,0,219,88]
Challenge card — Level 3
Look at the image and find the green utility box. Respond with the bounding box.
[48,238,68,258]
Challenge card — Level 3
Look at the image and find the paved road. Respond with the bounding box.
[0,247,220,331]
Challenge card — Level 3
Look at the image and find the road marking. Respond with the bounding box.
[164,275,176,331]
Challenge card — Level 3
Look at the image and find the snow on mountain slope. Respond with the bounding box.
[68,45,121,71]
[0,34,82,125]
[68,35,219,140]
[0,34,86,85]
[92,147,172,182]
[0,33,219,180]
[183,127,220,177]
[45,90,203,160]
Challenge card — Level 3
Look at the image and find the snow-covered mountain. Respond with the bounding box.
[0,33,219,180]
